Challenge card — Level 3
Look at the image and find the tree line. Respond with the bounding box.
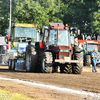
[0,0,100,36]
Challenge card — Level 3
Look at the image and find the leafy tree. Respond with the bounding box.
[91,0,100,34]
[62,0,98,34]
[0,0,10,36]
[0,0,100,36]
[13,0,63,29]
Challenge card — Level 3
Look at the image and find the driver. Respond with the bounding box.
[58,33,65,45]
[58,33,62,39]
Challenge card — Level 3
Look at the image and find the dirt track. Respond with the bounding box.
[0,65,100,100]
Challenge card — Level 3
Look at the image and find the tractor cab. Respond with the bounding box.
[43,23,70,46]
[83,41,100,66]
[10,23,38,43]
[40,23,72,60]
[8,23,39,54]
[83,41,98,54]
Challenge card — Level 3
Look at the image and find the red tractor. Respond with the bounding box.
[35,23,83,74]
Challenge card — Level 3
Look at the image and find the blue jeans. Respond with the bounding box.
[92,60,97,71]
[92,65,96,71]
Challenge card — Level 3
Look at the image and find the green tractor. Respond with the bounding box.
[83,41,100,66]
[70,27,85,40]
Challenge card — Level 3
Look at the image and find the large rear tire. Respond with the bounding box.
[72,65,83,74]
[36,50,43,72]
[11,60,15,70]
[25,45,36,72]
[8,59,12,70]
[75,52,83,67]
[60,65,72,74]
[74,45,81,52]
[37,52,53,73]
[86,55,91,66]
[73,52,83,74]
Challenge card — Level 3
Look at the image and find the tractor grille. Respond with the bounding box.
[60,52,69,59]
[60,46,70,50]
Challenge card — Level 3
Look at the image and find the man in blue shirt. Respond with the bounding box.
[91,48,100,72]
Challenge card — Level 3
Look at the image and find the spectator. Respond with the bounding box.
[26,41,31,51]
[91,48,100,72]
[28,41,31,45]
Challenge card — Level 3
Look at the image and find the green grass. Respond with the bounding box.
[0,89,38,100]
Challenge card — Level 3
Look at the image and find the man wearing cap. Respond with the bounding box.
[91,48,100,72]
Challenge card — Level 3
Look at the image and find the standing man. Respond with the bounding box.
[91,48,100,72]
[28,41,31,45]
[26,41,31,50]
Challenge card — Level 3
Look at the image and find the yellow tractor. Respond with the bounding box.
[7,23,39,72]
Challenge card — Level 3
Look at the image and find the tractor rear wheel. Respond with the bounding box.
[37,52,53,73]
[73,52,83,74]
[75,52,83,67]
[25,45,36,72]
[11,60,15,70]
[60,65,72,74]
[74,45,81,52]
[72,65,83,74]
[36,50,43,72]
[8,59,12,70]
[42,52,53,73]
[86,55,91,66]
